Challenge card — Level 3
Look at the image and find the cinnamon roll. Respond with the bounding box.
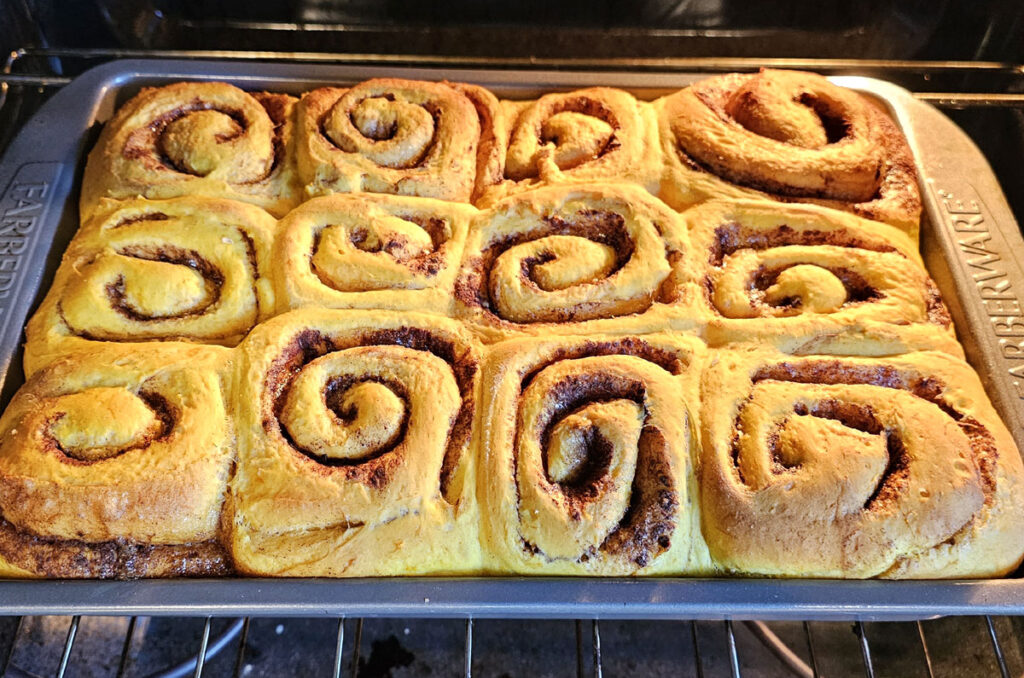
[454,183,702,342]
[479,334,712,575]
[274,193,477,315]
[656,69,921,236]
[700,346,1024,578]
[478,88,660,205]
[687,200,958,355]
[227,309,482,576]
[296,78,484,203]
[25,197,277,376]
[81,82,300,220]
[0,349,234,578]
[448,82,508,202]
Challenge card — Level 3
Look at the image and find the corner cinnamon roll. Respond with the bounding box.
[479,334,712,574]
[686,200,958,355]
[25,197,277,376]
[227,309,482,576]
[274,193,477,315]
[296,78,485,203]
[455,183,703,342]
[0,349,234,578]
[699,346,1024,578]
[81,82,300,220]
[656,69,921,237]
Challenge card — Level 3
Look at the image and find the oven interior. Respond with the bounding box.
[2,1,1024,676]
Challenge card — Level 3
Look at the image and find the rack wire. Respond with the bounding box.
[1,47,1023,676]
[1,613,1021,677]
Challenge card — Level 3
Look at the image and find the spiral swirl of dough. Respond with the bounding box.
[297,78,482,202]
[685,201,954,354]
[81,82,299,219]
[228,309,483,576]
[480,334,710,575]
[456,184,695,340]
[656,69,921,234]
[700,348,1024,578]
[26,198,276,375]
[0,351,234,577]
[274,194,476,314]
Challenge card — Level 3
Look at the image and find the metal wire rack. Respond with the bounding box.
[1,47,1024,677]
[2,614,1023,677]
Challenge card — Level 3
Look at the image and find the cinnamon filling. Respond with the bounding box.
[263,328,476,501]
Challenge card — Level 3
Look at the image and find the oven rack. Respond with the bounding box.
[1,47,1024,113]
[3,614,1022,678]
[0,49,1023,677]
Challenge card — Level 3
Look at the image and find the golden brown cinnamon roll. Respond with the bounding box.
[447,82,508,202]
[25,197,277,376]
[296,78,484,203]
[227,309,482,576]
[454,183,703,342]
[656,69,921,236]
[480,334,712,575]
[0,349,234,578]
[478,88,660,205]
[274,194,477,315]
[687,201,958,355]
[700,346,1024,578]
[81,82,300,220]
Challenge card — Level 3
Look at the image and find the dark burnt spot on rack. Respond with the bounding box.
[0,515,231,578]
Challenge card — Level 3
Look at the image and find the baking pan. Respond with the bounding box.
[1,59,1023,621]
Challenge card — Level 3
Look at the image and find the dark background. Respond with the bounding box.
[2,0,1023,60]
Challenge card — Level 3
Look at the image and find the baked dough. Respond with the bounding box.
[478,88,661,205]
[685,200,959,355]
[81,82,300,220]
[296,78,483,202]
[273,193,477,316]
[455,183,704,342]
[479,333,713,574]
[0,348,234,577]
[655,69,921,237]
[699,345,1024,578]
[25,197,277,376]
[227,308,482,576]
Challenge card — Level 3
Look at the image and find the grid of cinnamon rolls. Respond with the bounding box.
[2,70,1022,579]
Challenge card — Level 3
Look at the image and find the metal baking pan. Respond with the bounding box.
[1,59,1023,621]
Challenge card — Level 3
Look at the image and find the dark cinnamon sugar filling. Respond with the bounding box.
[459,209,653,323]
[710,223,897,267]
[44,390,177,465]
[0,515,231,579]
[262,327,476,502]
[515,344,683,566]
[729,361,997,507]
[104,245,225,321]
